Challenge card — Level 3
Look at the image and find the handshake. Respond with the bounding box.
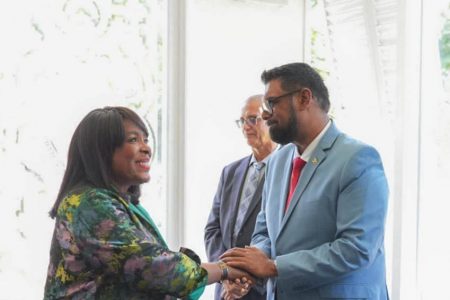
[216,246,278,300]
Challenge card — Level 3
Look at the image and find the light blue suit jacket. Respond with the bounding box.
[252,122,389,300]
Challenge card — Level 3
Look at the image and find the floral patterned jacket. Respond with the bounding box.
[44,187,207,299]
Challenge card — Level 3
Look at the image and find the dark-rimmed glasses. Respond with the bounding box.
[262,88,303,114]
[235,116,262,128]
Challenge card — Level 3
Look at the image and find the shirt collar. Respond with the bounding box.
[250,152,272,166]
[293,120,331,162]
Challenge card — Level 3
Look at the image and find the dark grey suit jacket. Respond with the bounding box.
[204,155,266,300]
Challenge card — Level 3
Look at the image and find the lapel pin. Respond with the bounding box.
[312,157,319,164]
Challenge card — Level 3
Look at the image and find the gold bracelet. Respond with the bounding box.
[217,260,228,282]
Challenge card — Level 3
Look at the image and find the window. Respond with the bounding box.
[305,0,450,299]
[0,1,167,298]
[417,1,450,298]
[304,0,398,295]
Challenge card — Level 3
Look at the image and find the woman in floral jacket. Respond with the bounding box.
[44,107,251,299]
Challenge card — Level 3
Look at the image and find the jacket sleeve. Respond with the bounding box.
[251,164,272,257]
[204,168,227,262]
[61,190,207,298]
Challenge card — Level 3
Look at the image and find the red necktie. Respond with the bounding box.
[285,157,307,212]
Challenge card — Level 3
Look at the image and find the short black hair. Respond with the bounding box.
[261,62,330,112]
[49,106,148,218]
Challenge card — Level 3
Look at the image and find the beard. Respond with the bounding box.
[269,109,297,145]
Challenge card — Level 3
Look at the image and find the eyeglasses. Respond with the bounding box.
[235,116,262,128]
[262,88,303,114]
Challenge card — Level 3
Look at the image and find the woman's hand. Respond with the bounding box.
[226,264,255,285]
[201,261,255,286]
[221,278,251,300]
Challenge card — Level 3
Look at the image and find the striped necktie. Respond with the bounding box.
[233,162,265,243]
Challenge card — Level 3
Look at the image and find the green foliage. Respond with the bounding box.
[440,17,450,73]
[310,28,330,80]
[440,4,450,75]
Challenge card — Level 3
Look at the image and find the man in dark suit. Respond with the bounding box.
[204,95,277,300]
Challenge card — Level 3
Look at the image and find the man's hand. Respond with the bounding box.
[221,279,251,300]
[220,246,278,278]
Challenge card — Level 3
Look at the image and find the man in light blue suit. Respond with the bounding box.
[221,62,389,300]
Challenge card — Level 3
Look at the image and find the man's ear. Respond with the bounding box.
[298,88,313,108]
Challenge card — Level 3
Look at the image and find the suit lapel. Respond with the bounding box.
[278,123,341,238]
[225,156,250,247]
[276,146,296,235]
[280,150,326,230]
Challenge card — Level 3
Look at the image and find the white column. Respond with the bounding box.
[166,0,186,249]
[391,0,422,299]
